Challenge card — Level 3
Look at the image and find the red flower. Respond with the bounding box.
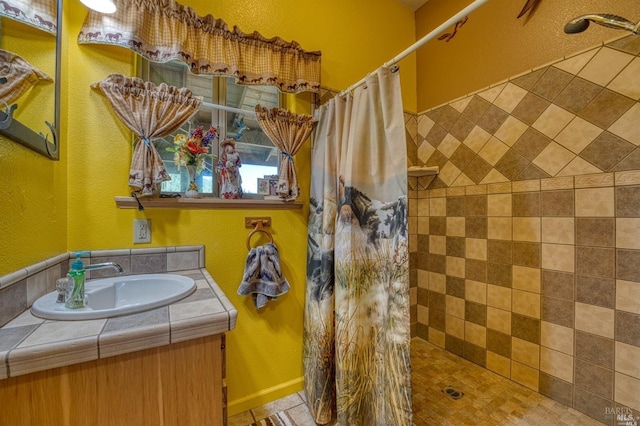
[187,141,207,156]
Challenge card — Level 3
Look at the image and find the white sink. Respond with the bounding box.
[31,274,197,320]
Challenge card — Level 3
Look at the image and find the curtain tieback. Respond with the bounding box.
[142,137,151,147]
[281,151,293,161]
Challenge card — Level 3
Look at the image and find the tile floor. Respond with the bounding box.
[229,338,603,426]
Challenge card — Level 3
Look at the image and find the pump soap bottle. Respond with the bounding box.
[65,252,89,309]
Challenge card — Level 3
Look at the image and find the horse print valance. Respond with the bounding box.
[77,0,321,94]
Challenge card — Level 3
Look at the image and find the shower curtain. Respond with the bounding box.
[304,67,412,425]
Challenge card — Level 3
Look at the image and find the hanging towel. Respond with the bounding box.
[238,243,290,309]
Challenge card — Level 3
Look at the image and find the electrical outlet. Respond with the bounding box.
[133,219,151,244]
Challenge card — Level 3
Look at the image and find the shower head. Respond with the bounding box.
[564,14,640,35]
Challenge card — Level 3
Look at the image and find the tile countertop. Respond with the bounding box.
[0,268,237,380]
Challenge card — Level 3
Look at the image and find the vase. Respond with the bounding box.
[184,165,200,198]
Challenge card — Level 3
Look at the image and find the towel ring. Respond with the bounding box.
[246,221,273,250]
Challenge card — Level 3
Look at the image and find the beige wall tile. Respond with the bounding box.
[574,173,614,189]
[487,351,511,378]
[610,103,640,146]
[616,341,640,380]
[463,125,492,153]
[430,188,447,198]
[542,218,574,245]
[409,217,418,235]
[494,83,528,113]
[446,315,465,339]
[487,285,511,311]
[439,162,462,187]
[511,360,540,391]
[494,115,528,147]
[409,198,418,217]
[446,295,465,319]
[513,266,541,293]
[438,134,462,158]
[466,238,488,261]
[488,218,512,241]
[488,194,512,217]
[575,302,615,339]
[575,187,615,217]
[418,306,429,324]
[418,114,435,138]
[608,57,640,101]
[417,198,429,217]
[513,218,541,242]
[487,307,511,334]
[487,182,512,194]
[578,47,634,87]
[554,49,598,75]
[418,270,429,289]
[532,142,576,177]
[558,157,602,177]
[465,321,487,348]
[533,105,575,139]
[540,347,574,383]
[429,327,445,348]
[446,256,465,278]
[512,180,540,193]
[481,169,510,185]
[615,372,640,412]
[512,337,540,369]
[541,176,574,191]
[542,244,575,273]
[411,287,417,305]
[616,170,640,186]
[617,218,640,249]
[430,197,447,217]
[409,235,418,253]
[447,217,466,237]
[447,187,466,197]
[466,185,487,195]
[555,116,603,155]
[429,272,446,294]
[430,235,446,255]
[466,280,487,304]
[616,280,640,314]
[512,290,541,318]
[541,321,574,356]
[479,137,510,166]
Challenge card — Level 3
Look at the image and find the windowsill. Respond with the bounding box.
[114,196,303,210]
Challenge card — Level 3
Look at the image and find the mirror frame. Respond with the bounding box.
[0,0,61,160]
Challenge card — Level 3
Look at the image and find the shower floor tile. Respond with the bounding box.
[230,337,602,426]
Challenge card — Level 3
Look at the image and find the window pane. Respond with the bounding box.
[143,62,280,196]
[224,78,279,195]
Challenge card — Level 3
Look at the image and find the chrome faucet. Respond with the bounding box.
[85,262,124,274]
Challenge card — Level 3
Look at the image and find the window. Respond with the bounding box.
[140,61,281,197]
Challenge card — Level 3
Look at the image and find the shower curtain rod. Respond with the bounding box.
[338,0,489,97]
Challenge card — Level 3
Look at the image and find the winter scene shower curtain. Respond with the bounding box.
[304,67,412,425]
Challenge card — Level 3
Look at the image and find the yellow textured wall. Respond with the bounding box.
[62,0,416,415]
[415,0,640,111]
[0,17,65,275]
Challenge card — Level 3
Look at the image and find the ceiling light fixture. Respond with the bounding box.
[80,0,116,14]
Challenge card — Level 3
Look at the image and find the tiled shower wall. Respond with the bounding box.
[408,35,640,424]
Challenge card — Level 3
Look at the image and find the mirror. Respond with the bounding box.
[0,0,61,160]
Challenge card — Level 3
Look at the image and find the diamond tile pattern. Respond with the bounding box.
[408,35,640,423]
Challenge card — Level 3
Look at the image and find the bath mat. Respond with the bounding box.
[250,411,297,426]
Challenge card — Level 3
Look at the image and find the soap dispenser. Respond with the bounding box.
[65,251,89,309]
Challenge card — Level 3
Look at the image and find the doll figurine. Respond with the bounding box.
[216,138,243,199]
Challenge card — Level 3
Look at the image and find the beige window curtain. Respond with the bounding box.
[91,73,203,196]
[78,0,321,94]
[0,49,52,105]
[254,105,317,200]
[0,0,57,34]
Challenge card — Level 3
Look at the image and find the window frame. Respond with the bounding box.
[137,59,284,199]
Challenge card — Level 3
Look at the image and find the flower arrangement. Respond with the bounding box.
[166,125,219,175]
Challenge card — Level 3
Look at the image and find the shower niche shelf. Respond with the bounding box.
[408,166,439,190]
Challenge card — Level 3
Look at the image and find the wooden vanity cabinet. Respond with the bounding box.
[0,334,227,426]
